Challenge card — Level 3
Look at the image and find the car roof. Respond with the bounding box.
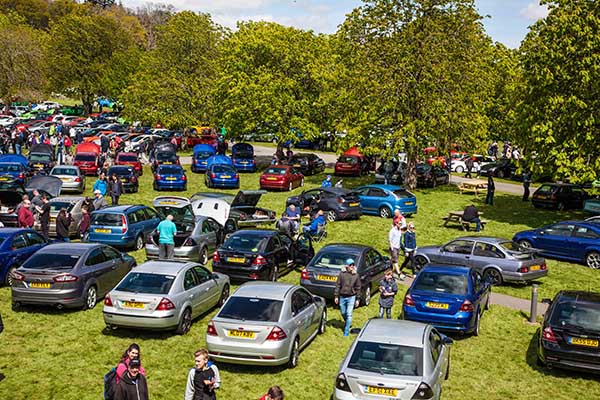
[538,183,580,188]
[134,260,196,275]
[452,236,510,244]
[420,264,471,275]
[94,204,144,213]
[358,319,427,347]
[555,221,600,229]
[358,184,406,191]
[0,228,33,237]
[557,290,600,303]
[230,229,278,237]
[38,242,99,255]
[321,187,350,195]
[232,282,296,300]
[320,243,370,253]
[49,196,85,202]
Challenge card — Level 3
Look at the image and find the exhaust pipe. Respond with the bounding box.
[56,304,64,310]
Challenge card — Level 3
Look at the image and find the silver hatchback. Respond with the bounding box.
[206,282,327,367]
[334,319,452,400]
[50,165,85,193]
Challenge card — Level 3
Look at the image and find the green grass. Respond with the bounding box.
[1,164,599,399]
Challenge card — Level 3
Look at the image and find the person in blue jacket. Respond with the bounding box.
[399,222,417,278]
[321,175,332,188]
[304,210,326,236]
[93,173,108,196]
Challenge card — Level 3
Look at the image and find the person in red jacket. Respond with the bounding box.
[17,200,34,228]
[259,386,284,400]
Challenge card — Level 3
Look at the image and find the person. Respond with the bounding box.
[383,159,394,184]
[379,269,398,319]
[388,220,402,278]
[101,134,109,154]
[15,194,29,215]
[93,189,107,210]
[31,189,42,214]
[283,204,300,233]
[270,154,279,165]
[38,195,51,240]
[485,174,495,205]
[399,223,417,277]
[114,358,149,400]
[56,208,72,242]
[259,386,284,400]
[334,258,361,336]
[116,344,146,385]
[334,179,343,188]
[18,200,34,228]
[523,170,532,202]
[109,174,124,205]
[392,209,407,229]
[184,349,217,400]
[79,205,91,241]
[156,214,177,259]
[462,204,481,232]
[93,173,108,196]
[304,209,326,236]
[464,157,474,179]
[321,175,332,188]
[285,147,293,162]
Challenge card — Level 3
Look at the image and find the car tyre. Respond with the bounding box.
[326,210,337,222]
[288,182,293,191]
[586,251,600,269]
[82,285,97,310]
[518,240,532,249]
[300,178,304,187]
[288,337,300,369]
[431,179,437,188]
[218,284,230,307]
[415,255,428,272]
[318,309,327,334]
[361,284,371,306]
[379,206,392,219]
[11,301,20,311]
[176,308,192,335]
[473,312,481,336]
[497,170,505,178]
[5,265,16,286]
[484,268,503,286]
[199,247,209,265]
[270,266,278,282]
[455,166,464,173]
[135,235,144,251]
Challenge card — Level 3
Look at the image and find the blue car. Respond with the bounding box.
[205,164,239,189]
[205,154,233,169]
[231,143,256,172]
[402,265,491,336]
[0,228,49,286]
[513,220,600,269]
[191,144,216,173]
[153,164,187,191]
[0,162,27,186]
[355,184,418,218]
[88,205,162,250]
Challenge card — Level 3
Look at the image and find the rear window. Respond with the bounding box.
[413,271,468,295]
[222,234,268,252]
[29,153,51,162]
[157,153,177,161]
[194,151,213,159]
[393,190,413,199]
[118,155,138,162]
[416,164,431,173]
[0,164,21,173]
[218,297,283,322]
[91,213,123,227]
[213,165,235,173]
[550,301,600,331]
[348,341,423,376]
[49,201,76,213]
[116,272,175,295]
[109,167,133,175]
[264,168,286,175]
[75,154,96,162]
[312,251,355,270]
[158,166,183,174]
[52,167,78,176]
[23,253,79,270]
[338,156,357,164]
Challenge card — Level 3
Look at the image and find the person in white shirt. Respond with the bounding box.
[388,220,403,279]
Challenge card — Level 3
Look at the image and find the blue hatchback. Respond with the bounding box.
[205,164,239,189]
[0,228,49,286]
[231,143,256,172]
[191,144,216,173]
[402,265,491,335]
[355,184,418,218]
[88,205,162,250]
[153,164,187,191]
[0,162,28,185]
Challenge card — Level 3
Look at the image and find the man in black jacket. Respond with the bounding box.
[334,259,361,336]
[115,358,149,400]
[463,204,482,232]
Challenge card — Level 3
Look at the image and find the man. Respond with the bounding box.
[383,159,394,185]
[109,174,124,205]
[523,170,532,202]
[321,175,332,188]
[462,204,482,232]
[156,214,177,259]
[392,209,407,229]
[115,358,149,400]
[38,195,51,240]
[304,209,326,237]
[18,200,34,228]
[464,157,474,179]
[388,220,402,278]
[93,173,108,196]
[93,189,107,210]
[283,204,300,233]
[184,349,218,400]
[485,175,495,205]
[31,189,42,215]
[334,259,361,336]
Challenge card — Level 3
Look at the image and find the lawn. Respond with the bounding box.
[1,164,599,399]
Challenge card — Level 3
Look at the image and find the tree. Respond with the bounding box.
[134,3,175,50]
[517,0,600,183]
[0,0,50,29]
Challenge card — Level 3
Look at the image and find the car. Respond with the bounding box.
[103,260,229,334]
[513,221,600,269]
[0,162,27,185]
[354,184,417,218]
[286,188,362,222]
[151,150,180,172]
[532,183,587,211]
[0,175,63,227]
[375,159,406,184]
[153,164,187,191]
[108,165,139,193]
[259,166,304,192]
[231,143,256,172]
[333,319,452,400]
[212,229,314,281]
[0,228,49,286]
[300,243,391,305]
[205,164,239,189]
[146,197,224,264]
[115,152,143,175]
[415,236,548,285]
[402,265,491,335]
[191,144,216,173]
[124,134,162,153]
[478,159,516,178]
[73,142,101,176]
[206,281,327,367]
[335,155,367,176]
[283,153,325,176]
[450,155,495,173]
[11,243,136,310]
[50,165,85,193]
[32,196,87,238]
[88,205,162,250]
[584,199,600,216]
[537,290,600,372]
[27,143,55,174]
[416,163,449,188]
[34,101,61,111]
[0,115,16,127]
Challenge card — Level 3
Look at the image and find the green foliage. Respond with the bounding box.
[0,0,50,29]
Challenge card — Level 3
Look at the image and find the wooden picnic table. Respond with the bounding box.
[458,179,488,197]
[442,210,488,231]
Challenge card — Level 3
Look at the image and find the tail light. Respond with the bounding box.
[12,270,25,281]
[459,299,474,312]
[121,215,128,234]
[176,159,180,165]
[74,177,81,182]
[301,269,309,280]
[182,175,187,181]
[156,297,176,311]
[542,326,557,343]
[335,373,351,392]
[404,293,415,307]
[411,382,434,399]
[337,197,345,204]
[104,294,113,306]
[207,320,218,336]
[131,176,137,182]
[266,326,287,341]
[18,173,24,179]
[212,252,220,263]
[541,262,547,270]
[155,174,160,180]
[211,173,216,178]
[518,266,529,273]
[182,237,197,246]
[252,255,267,265]
[53,274,79,283]
[234,174,239,179]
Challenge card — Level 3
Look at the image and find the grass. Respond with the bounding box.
[1,163,599,399]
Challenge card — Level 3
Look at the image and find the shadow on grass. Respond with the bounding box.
[12,303,83,315]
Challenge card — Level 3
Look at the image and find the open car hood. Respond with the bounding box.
[30,143,53,154]
[231,190,267,208]
[0,190,25,206]
[191,198,230,227]
[206,155,233,169]
[0,154,28,167]
[26,175,63,197]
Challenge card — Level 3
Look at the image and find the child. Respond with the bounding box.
[379,269,398,319]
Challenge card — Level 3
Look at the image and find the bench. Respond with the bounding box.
[458,183,485,197]
[460,218,489,231]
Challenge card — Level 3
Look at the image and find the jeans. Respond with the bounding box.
[465,217,482,232]
[339,295,356,336]
[400,250,415,274]
[379,306,392,319]
[111,195,119,205]
[159,243,174,259]
[485,190,494,205]
[15,143,21,155]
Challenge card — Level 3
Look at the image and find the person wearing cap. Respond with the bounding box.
[334,258,362,336]
[156,214,177,259]
[93,172,108,196]
[18,200,34,228]
[115,358,149,400]
[321,175,332,188]
[400,222,417,278]
[93,189,107,210]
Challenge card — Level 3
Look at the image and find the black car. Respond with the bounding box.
[532,183,587,211]
[416,163,449,188]
[0,175,62,227]
[212,229,314,281]
[284,153,326,176]
[537,290,600,373]
[478,159,516,178]
[286,187,362,222]
[107,165,139,193]
[28,143,55,174]
[300,244,391,306]
[375,159,406,184]
[151,150,179,172]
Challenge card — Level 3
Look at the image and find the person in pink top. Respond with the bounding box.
[116,343,146,384]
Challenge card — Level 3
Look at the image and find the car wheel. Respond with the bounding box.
[153,183,158,191]
[518,240,532,249]
[11,301,20,311]
[379,206,392,219]
[82,285,97,310]
[431,179,437,188]
[456,166,464,173]
[176,308,192,335]
[326,210,337,222]
[288,182,293,191]
[198,247,208,265]
[300,178,304,187]
[218,284,230,307]
[135,235,144,251]
[415,255,428,271]
[5,265,16,286]
[288,337,300,368]
[497,170,505,178]
[362,284,371,306]
[473,312,481,336]
[557,202,566,211]
[318,309,327,334]
[270,266,278,281]
[484,295,490,311]
[445,355,450,380]
[484,268,503,286]
[586,251,600,269]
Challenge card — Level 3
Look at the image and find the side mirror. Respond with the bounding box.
[212,273,220,280]
[538,231,545,236]
[442,336,454,346]
[541,298,552,305]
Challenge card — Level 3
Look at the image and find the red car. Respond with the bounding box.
[74,143,100,176]
[259,165,304,191]
[115,152,143,175]
[334,147,373,176]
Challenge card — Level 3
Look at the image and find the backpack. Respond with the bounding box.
[103,365,120,400]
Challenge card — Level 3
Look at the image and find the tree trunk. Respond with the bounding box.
[404,152,418,190]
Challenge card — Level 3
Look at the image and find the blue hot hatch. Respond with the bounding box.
[153,165,187,191]
[231,143,256,172]
[355,184,418,218]
[205,164,240,189]
[0,162,28,185]
[191,144,216,173]
[0,228,49,286]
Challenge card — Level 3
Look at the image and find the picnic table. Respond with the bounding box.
[458,179,488,197]
[442,210,488,231]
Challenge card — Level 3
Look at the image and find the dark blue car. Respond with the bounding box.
[205,164,239,189]
[191,144,216,173]
[402,265,491,336]
[0,162,27,185]
[355,184,418,218]
[0,228,49,286]
[153,164,187,191]
[513,220,600,269]
[231,143,256,172]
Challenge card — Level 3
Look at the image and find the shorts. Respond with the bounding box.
[390,248,399,263]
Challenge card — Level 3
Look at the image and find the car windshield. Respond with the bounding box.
[312,251,354,270]
[550,301,600,332]
[23,253,79,270]
[339,156,357,164]
[118,155,138,162]
[223,234,268,252]
[413,271,468,295]
[537,185,559,194]
[393,190,413,199]
[75,154,96,162]
[218,297,283,322]
[159,166,183,174]
[416,164,431,173]
[348,341,423,376]
[109,167,133,175]
[213,165,235,173]
[264,168,286,175]
[194,151,213,159]
[52,167,77,176]
[116,272,175,295]
[91,213,123,227]
[49,201,76,213]
[29,153,51,162]
[0,164,21,173]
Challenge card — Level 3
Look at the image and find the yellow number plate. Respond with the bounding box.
[227,257,245,263]
[426,302,449,309]
[121,179,127,183]
[159,201,178,205]
[530,265,540,271]
[34,164,43,168]
[570,337,599,347]
[166,177,177,180]
[228,330,255,339]
[163,162,173,164]
[240,161,248,164]
[95,228,111,233]
[0,177,8,181]
[29,282,50,289]
[366,386,397,396]
[123,301,144,309]
[349,202,359,207]
[221,175,231,178]
[405,202,414,205]
[266,177,278,181]
[317,275,337,282]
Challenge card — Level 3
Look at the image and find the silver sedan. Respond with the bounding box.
[103,260,230,335]
[206,282,327,367]
[50,165,85,193]
[333,319,452,400]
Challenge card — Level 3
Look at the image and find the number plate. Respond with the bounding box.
[121,178,127,183]
[317,275,337,282]
[227,330,255,339]
[34,164,43,168]
[240,161,248,164]
[166,177,177,180]
[405,201,414,205]
[349,202,359,207]
[530,265,540,271]
[227,257,245,263]
[29,282,50,289]
[221,175,231,178]
[569,337,599,347]
[95,228,111,233]
[123,301,144,309]
[426,302,449,309]
[266,177,277,181]
[60,178,71,182]
[366,386,397,396]
[0,177,8,181]
[163,162,173,164]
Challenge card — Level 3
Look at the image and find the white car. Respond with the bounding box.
[451,155,495,173]
[34,101,61,111]
[0,116,15,127]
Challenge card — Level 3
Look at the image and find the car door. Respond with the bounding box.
[470,270,488,314]
[192,265,220,311]
[471,242,505,273]
[535,223,576,257]
[200,219,218,252]
[144,208,162,232]
[428,329,449,397]
[570,187,585,208]
[24,231,47,256]
[437,240,475,265]
[10,233,34,267]
[364,249,386,289]
[83,247,109,294]
[101,246,130,291]
[290,289,315,346]
[182,267,204,317]
[289,234,314,266]
[571,224,600,261]
[269,235,287,268]
[366,188,387,213]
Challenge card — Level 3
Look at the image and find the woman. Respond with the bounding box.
[116,343,146,385]
[56,208,72,242]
